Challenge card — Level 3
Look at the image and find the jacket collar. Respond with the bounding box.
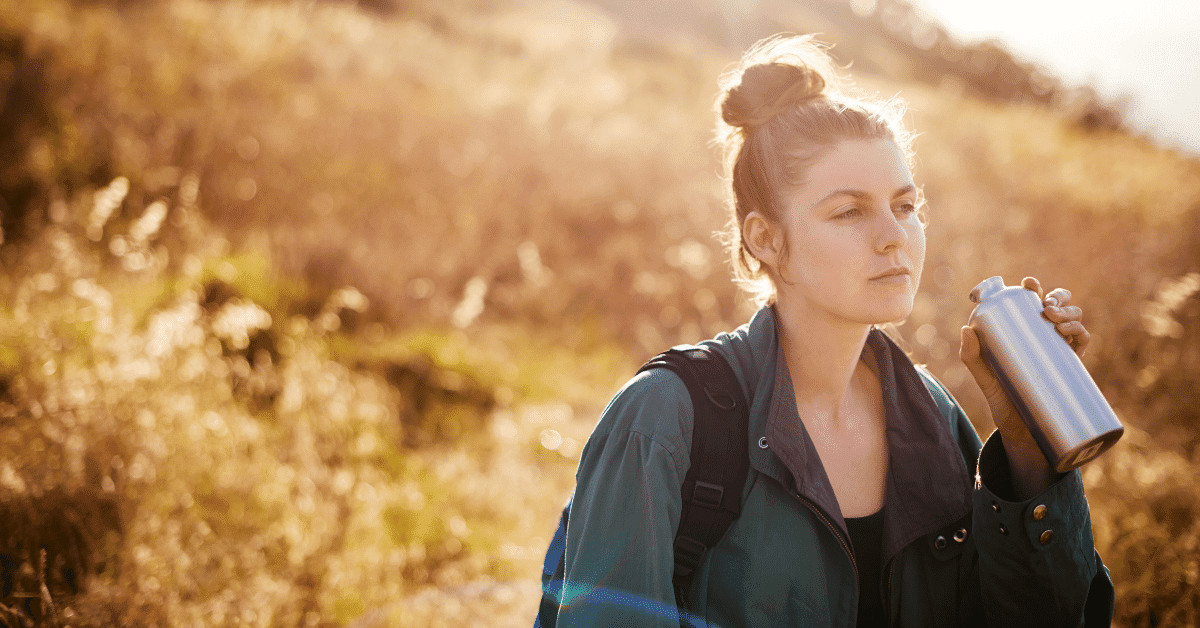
[734,306,973,561]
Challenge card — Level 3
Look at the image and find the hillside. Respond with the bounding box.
[2,0,1199,625]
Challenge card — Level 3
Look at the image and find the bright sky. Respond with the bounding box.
[909,0,1200,155]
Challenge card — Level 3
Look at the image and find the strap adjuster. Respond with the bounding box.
[704,387,737,410]
[691,481,725,509]
[673,535,707,577]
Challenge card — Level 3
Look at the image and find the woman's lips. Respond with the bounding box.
[869,267,910,284]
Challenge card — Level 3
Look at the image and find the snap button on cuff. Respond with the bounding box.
[991,502,1001,513]
[953,528,968,543]
[757,437,769,449]
[999,524,1008,535]
[1040,530,1054,545]
[1032,504,1048,520]
[934,536,947,549]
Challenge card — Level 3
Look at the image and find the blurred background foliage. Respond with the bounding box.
[0,0,1198,625]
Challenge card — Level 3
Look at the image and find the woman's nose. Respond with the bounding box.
[875,210,909,253]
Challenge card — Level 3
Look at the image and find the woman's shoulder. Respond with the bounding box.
[593,317,765,438]
[580,309,773,473]
[570,367,695,483]
[590,367,695,454]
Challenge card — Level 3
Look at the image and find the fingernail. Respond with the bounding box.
[1045,297,1058,307]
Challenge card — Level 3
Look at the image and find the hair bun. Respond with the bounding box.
[721,63,826,131]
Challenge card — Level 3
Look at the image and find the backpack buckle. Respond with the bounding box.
[704,387,737,410]
[673,535,707,577]
[691,481,725,509]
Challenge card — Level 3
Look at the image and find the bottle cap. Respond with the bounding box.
[970,276,1006,304]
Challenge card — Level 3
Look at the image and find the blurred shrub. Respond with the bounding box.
[1086,427,1200,627]
[1101,272,1200,451]
[0,178,531,626]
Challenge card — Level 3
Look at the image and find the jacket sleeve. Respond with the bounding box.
[972,429,1116,628]
[919,369,1114,627]
[558,369,693,628]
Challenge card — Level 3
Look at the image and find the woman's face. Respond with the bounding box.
[770,138,925,327]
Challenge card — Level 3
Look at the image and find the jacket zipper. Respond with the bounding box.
[791,491,860,607]
[885,556,898,628]
[793,489,907,627]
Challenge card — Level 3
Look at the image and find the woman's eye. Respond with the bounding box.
[834,207,862,220]
[895,202,916,215]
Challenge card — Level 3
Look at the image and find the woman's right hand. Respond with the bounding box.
[959,277,1083,498]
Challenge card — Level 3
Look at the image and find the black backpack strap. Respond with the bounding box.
[638,344,750,605]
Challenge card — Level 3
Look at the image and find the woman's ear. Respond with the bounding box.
[743,211,782,273]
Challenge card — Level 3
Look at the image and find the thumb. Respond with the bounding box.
[961,326,1023,426]
[959,325,982,370]
[960,326,1000,396]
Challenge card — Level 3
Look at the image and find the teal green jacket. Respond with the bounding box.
[560,306,1113,627]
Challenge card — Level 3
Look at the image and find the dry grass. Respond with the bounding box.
[1,0,1199,626]
[0,178,617,626]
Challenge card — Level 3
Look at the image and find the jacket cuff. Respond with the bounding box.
[973,430,1098,624]
[974,429,1091,552]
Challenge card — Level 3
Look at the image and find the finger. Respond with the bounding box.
[1043,304,1083,323]
[1055,321,1091,357]
[1055,320,1085,337]
[1043,287,1073,308]
[1021,277,1044,301]
[1075,327,1091,358]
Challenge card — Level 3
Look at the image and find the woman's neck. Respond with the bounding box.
[773,299,873,429]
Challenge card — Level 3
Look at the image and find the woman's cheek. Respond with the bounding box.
[908,221,927,273]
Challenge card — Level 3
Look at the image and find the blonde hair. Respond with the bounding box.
[715,35,919,305]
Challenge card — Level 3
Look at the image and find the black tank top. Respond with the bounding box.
[846,508,886,627]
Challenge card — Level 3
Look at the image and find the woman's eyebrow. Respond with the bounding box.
[814,188,870,206]
[814,184,915,206]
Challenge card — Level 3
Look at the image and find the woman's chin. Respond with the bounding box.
[863,299,914,326]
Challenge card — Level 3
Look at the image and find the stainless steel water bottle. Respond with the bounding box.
[968,276,1124,472]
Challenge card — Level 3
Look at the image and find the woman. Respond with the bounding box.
[559,35,1114,627]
